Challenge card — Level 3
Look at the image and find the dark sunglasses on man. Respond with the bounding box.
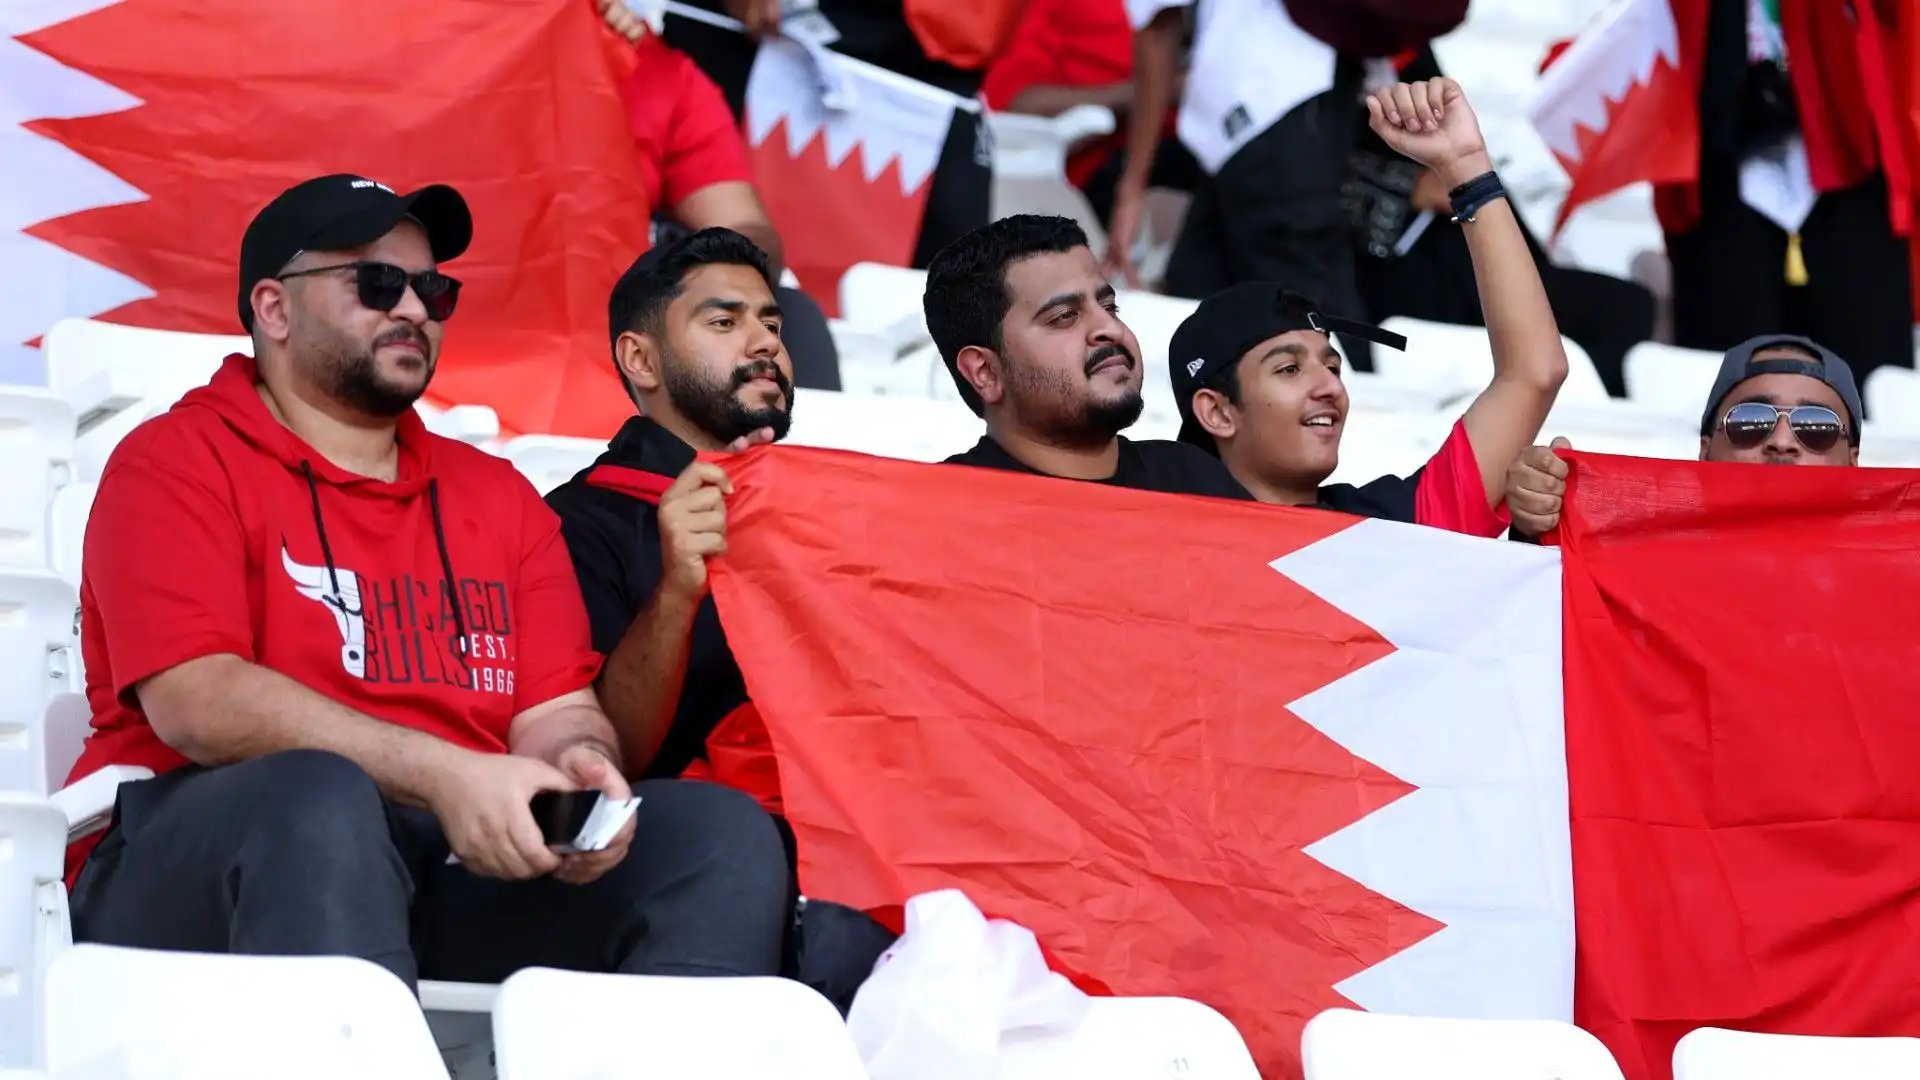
[276,261,462,323]
[1718,401,1845,452]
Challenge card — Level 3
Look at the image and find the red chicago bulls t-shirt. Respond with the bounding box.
[66,353,602,875]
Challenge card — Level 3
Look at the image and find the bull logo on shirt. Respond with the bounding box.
[281,545,367,678]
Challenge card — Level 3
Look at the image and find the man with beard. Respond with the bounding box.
[1504,335,1863,537]
[546,228,895,1011]
[929,214,1248,496]
[64,177,793,988]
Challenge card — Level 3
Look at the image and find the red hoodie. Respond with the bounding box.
[66,353,602,873]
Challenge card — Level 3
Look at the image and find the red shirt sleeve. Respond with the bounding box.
[86,445,255,708]
[982,0,1065,110]
[625,36,753,210]
[1413,418,1513,538]
[509,481,603,715]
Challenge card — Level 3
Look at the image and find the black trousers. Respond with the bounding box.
[1668,165,1914,396]
[71,750,792,988]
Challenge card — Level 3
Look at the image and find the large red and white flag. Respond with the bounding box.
[1528,0,1707,233]
[4,0,649,437]
[708,446,1920,1080]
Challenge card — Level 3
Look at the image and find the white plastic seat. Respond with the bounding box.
[46,483,93,591]
[0,389,75,572]
[988,106,1117,252]
[1302,1009,1625,1080]
[837,264,931,358]
[495,435,606,496]
[491,967,865,1080]
[1378,317,1610,403]
[1623,341,1724,421]
[1001,996,1260,1080]
[42,319,239,482]
[1863,364,1920,434]
[0,794,69,1068]
[787,388,981,462]
[45,945,449,1080]
[1672,1026,1920,1080]
[0,570,80,793]
[416,402,502,446]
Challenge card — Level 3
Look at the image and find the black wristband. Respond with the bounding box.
[1448,170,1505,223]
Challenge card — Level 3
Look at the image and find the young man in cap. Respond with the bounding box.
[66,176,791,987]
[1505,335,1863,537]
[928,212,1250,496]
[545,228,894,1011]
[1171,77,1568,533]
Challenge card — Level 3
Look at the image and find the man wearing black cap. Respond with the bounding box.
[1168,78,1569,533]
[64,177,792,989]
[1506,335,1863,536]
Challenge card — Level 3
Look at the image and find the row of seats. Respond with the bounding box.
[16,939,1920,1080]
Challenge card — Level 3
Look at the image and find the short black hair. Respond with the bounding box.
[923,214,1091,415]
[607,227,775,405]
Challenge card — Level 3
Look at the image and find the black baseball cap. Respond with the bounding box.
[1700,334,1862,445]
[1168,284,1407,450]
[237,174,473,331]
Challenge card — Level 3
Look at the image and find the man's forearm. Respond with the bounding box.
[1008,82,1133,119]
[141,654,464,806]
[1121,15,1181,190]
[512,703,621,770]
[1446,154,1568,395]
[731,220,785,278]
[595,587,701,776]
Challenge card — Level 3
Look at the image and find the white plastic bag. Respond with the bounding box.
[849,889,1089,1080]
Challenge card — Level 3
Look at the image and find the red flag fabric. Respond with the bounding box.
[707,446,1442,1077]
[19,0,646,439]
[1557,452,1920,1080]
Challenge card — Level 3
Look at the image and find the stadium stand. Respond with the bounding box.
[1670,1027,1920,1080]
[1000,997,1261,1080]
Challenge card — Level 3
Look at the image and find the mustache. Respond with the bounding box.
[731,359,793,397]
[1083,343,1136,377]
[374,326,430,355]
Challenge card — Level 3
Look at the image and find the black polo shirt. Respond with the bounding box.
[945,422,1506,535]
[545,417,744,780]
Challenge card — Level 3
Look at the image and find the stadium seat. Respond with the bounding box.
[1378,317,1611,403]
[44,945,450,1080]
[838,264,932,362]
[0,570,80,794]
[1000,996,1260,1080]
[0,390,74,574]
[1864,365,1920,435]
[417,402,502,446]
[1300,1008,1626,1080]
[787,389,982,462]
[988,105,1116,251]
[494,435,605,496]
[0,794,68,1068]
[46,484,92,591]
[1622,341,1723,421]
[1672,1027,1920,1080]
[490,967,865,1080]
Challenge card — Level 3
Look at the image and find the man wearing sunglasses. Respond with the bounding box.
[64,175,791,992]
[1507,335,1862,537]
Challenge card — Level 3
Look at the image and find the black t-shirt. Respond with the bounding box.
[544,417,744,780]
[944,433,1451,528]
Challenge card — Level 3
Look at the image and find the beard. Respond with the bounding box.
[297,315,434,419]
[661,349,794,445]
[1005,343,1144,448]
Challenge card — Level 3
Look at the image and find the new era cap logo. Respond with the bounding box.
[1186,358,1205,377]
[350,179,395,193]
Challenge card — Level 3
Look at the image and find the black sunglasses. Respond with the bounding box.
[1720,402,1845,452]
[276,261,461,322]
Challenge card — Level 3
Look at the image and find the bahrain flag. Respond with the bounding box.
[1528,0,1708,233]
[742,36,956,316]
[6,0,649,437]
[707,446,1576,1076]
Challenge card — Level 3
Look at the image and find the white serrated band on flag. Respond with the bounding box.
[1527,0,1680,165]
[1272,517,1573,1022]
[743,39,956,195]
[4,2,150,384]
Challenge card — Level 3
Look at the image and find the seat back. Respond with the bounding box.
[1672,1026,1920,1080]
[0,571,80,794]
[0,795,68,1069]
[1301,1008,1626,1080]
[491,968,865,1080]
[45,945,449,1080]
[1622,341,1723,421]
[1000,996,1260,1080]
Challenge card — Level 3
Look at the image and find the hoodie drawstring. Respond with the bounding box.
[300,461,470,672]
